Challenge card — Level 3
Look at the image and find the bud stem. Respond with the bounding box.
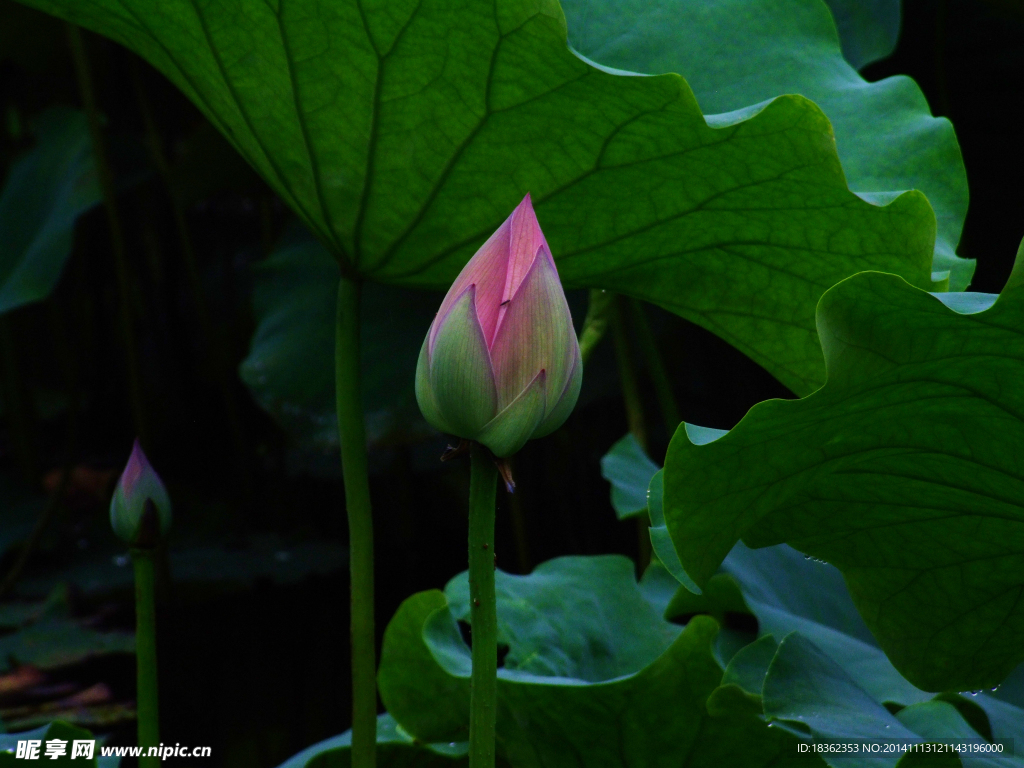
[468,444,499,768]
[131,548,159,768]
[335,275,377,768]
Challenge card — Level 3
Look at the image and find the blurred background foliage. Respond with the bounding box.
[0,0,1021,765]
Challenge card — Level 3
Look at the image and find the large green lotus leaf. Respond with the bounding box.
[0,107,100,315]
[16,0,936,395]
[821,0,901,69]
[561,0,969,289]
[378,556,817,768]
[275,714,468,768]
[443,555,681,681]
[663,268,1024,691]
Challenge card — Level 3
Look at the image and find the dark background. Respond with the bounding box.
[0,0,1021,765]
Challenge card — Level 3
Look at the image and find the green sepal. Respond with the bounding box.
[415,332,452,435]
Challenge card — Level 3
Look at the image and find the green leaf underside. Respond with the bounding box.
[664,271,1024,691]
[20,0,938,395]
[378,556,816,768]
[562,0,969,289]
[600,432,659,519]
[0,107,100,315]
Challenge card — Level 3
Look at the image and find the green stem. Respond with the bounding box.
[132,548,159,768]
[578,289,614,365]
[610,298,651,570]
[66,24,148,447]
[468,445,498,768]
[611,297,647,451]
[335,276,377,768]
[627,299,681,435]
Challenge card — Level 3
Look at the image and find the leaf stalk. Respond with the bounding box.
[335,275,377,768]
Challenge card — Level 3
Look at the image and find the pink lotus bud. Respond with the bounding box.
[415,195,582,457]
[110,440,172,546]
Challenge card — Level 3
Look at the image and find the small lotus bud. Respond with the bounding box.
[416,194,582,457]
[110,440,172,547]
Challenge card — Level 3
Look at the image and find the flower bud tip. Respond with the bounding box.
[110,440,172,547]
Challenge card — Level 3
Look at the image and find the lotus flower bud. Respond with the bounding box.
[416,194,582,457]
[110,440,172,546]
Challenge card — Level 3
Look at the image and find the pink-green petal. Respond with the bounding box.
[477,370,547,458]
[495,195,546,328]
[489,247,576,409]
[532,349,582,439]
[429,285,498,438]
[432,219,510,353]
